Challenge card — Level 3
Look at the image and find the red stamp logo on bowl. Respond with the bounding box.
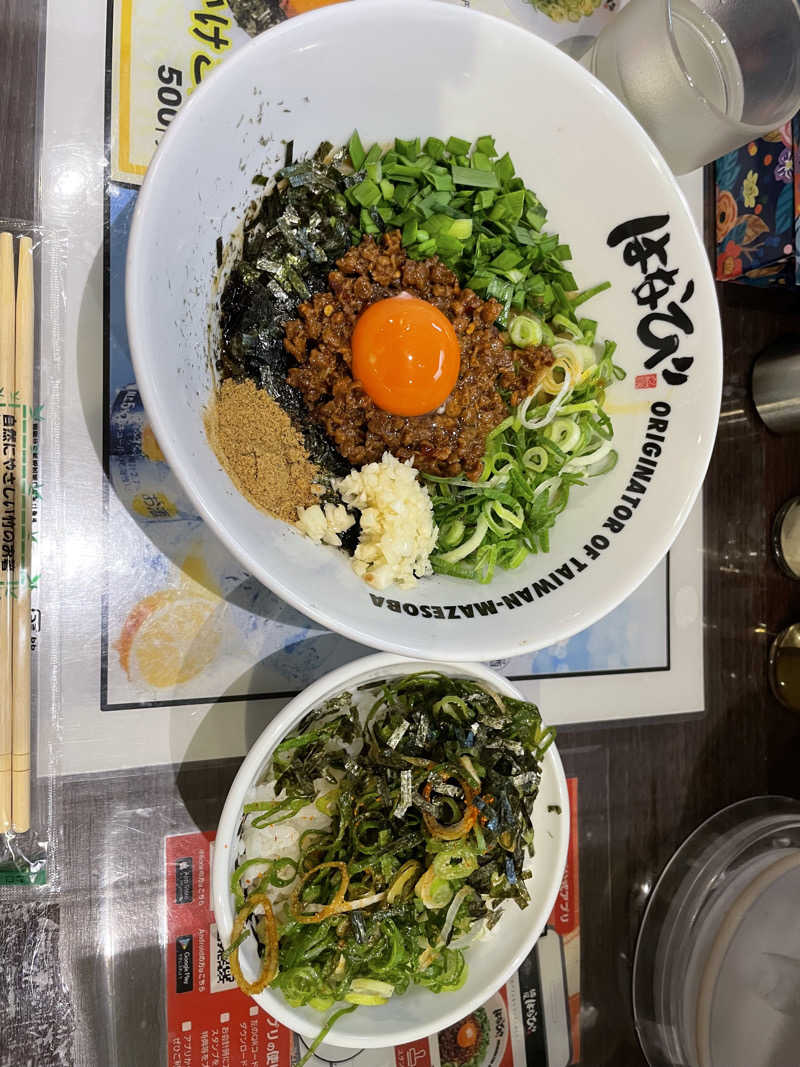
[635,373,658,390]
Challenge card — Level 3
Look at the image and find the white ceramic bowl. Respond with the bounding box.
[211,653,569,1047]
[126,0,722,662]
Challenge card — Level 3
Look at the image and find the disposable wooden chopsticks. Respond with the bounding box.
[12,236,33,834]
[0,233,14,834]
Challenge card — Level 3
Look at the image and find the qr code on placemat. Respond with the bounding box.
[211,922,236,993]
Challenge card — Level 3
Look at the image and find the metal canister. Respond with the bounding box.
[752,337,800,435]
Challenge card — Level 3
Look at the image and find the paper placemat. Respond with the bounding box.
[39,0,704,776]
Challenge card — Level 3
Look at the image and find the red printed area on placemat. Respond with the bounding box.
[395,1039,433,1067]
[165,832,293,1067]
[495,986,515,1067]
[548,778,580,1063]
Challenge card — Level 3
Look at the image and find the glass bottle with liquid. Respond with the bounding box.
[581,0,800,175]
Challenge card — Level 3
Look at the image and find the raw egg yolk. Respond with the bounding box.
[457,1020,479,1049]
[351,294,461,416]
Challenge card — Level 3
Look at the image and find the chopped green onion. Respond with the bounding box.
[315,789,339,816]
[395,136,421,160]
[348,978,394,1001]
[495,152,514,183]
[243,797,310,828]
[416,867,454,909]
[295,1006,358,1067]
[350,179,382,208]
[425,335,624,580]
[446,218,472,240]
[364,142,382,167]
[222,927,250,959]
[432,844,478,880]
[348,130,366,171]
[445,135,471,155]
[402,218,418,245]
[434,516,489,564]
[424,136,446,160]
[570,280,611,308]
[551,313,583,340]
[451,165,499,189]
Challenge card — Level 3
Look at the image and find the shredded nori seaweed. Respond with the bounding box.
[233,673,557,1014]
[217,150,358,478]
[227,0,285,36]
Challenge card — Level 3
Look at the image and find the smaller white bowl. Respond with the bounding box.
[212,653,569,1048]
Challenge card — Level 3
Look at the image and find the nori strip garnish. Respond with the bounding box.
[217,146,357,480]
[227,0,285,37]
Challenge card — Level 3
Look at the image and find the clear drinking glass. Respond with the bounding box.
[582,0,800,174]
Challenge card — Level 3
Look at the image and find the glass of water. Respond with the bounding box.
[582,0,800,174]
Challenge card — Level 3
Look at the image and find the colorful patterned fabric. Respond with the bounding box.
[714,115,800,287]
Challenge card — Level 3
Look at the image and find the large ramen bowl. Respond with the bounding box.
[126,0,721,661]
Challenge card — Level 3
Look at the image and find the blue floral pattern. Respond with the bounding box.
[715,115,799,287]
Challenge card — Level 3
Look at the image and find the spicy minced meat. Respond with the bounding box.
[283,231,554,480]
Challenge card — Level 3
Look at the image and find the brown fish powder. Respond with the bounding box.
[206,378,319,522]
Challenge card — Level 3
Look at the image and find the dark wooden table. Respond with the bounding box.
[2,3,799,1065]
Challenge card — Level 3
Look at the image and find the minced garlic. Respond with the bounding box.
[297,452,438,589]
